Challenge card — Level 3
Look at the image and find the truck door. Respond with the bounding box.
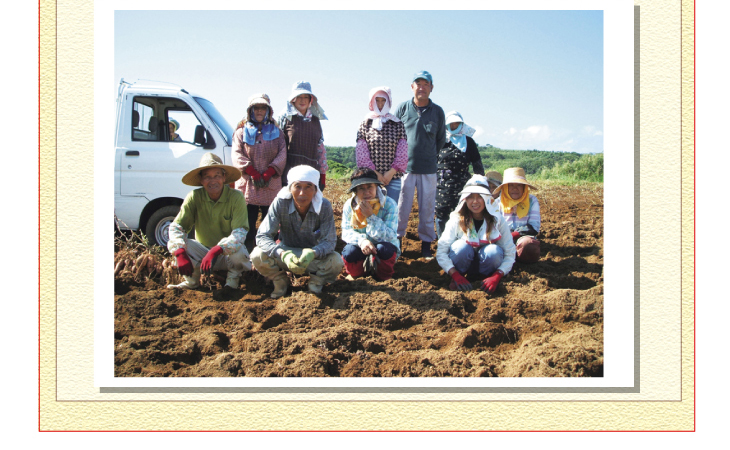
[119,95,222,200]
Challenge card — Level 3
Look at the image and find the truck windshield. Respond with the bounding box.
[194,97,233,146]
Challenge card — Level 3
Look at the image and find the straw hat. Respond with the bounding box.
[181,152,242,186]
[485,171,503,186]
[169,119,180,132]
[492,167,538,195]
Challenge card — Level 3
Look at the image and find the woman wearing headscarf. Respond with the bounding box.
[277,81,328,190]
[354,86,408,203]
[436,175,515,293]
[492,167,541,263]
[435,111,484,238]
[341,168,400,281]
[232,93,287,252]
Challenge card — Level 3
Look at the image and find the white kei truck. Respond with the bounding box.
[114,78,235,247]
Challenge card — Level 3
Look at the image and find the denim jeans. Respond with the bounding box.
[342,242,398,262]
[448,239,504,276]
[385,177,402,205]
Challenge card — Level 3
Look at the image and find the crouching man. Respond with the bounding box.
[251,165,343,298]
[167,153,252,290]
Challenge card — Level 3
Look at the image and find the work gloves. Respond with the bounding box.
[281,248,316,275]
[200,245,224,275]
[512,224,538,239]
[481,269,504,294]
[246,166,277,188]
[262,167,276,183]
[174,248,193,276]
[245,165,266,188]
[449,271,472,291]
[319,173,326,191]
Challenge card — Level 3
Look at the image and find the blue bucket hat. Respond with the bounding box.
[412,70,433,84]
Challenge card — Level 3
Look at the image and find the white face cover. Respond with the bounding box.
[373,94,390,115]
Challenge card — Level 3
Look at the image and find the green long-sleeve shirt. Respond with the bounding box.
[173,186,249,249]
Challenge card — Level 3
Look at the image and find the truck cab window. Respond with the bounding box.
[132,96,201,143]
[132,100,156,140]
[167,110,202,144]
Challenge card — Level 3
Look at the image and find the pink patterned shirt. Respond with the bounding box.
[355,119,408,177]
[232,126,287,206]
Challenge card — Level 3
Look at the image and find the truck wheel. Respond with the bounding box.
[145,206,180,248]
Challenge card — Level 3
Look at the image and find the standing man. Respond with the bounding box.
[167,153,252,290]
[394,70,446,259]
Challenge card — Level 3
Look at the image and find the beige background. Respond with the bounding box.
[39,0,694,430]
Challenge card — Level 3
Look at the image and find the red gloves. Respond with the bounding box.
[244,165,262,182]
[319,173,326,191]
[200,245,224,274]
[481,270,504,294]
[511,230,521,240]
[174,248,193,276]
[449,271,472,291]
[262,167,276,182]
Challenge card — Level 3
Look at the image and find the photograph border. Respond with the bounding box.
[39,0,694,431]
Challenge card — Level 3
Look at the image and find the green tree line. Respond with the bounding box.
[326,145,603,184]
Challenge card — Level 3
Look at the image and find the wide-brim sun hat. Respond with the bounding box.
[485,171,503,185]
[288,81,318,103]
[445,111,464,126]
[348,177,383,193]
[181,152,242,186]
[457,175,500,216]
[492,167,538,195]
[169,119,180,132]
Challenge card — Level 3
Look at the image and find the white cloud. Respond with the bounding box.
[525,125,546,136]
[490,124,603,153]
[581,125,603,137]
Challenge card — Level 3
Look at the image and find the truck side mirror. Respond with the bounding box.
[194,125,217,150]
[194,125,206,145]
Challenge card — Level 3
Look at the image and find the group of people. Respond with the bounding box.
[164,72,542,299]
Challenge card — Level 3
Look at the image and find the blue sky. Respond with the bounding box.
[115,10,603,152]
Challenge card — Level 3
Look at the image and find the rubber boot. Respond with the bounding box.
[167,266,201,289]
[225,273,239,289]
[421,240,433,259]
[343,257,366,279]
[270,273,289,299]
[308,272,325,294]
[308,281,323,294]
[374,253,396,281]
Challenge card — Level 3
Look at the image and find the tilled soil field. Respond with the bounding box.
[114,181,603,377]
